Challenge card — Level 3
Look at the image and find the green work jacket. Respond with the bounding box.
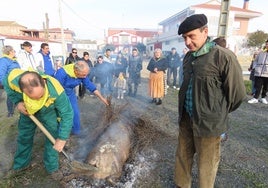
[3,69,73,140]
[178,44,247,137]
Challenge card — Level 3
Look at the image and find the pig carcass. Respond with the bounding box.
[85,120,132,180]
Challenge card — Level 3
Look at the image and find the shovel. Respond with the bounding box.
[29,114,98,173]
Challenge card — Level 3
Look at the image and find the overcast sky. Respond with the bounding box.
[0,0,267,39]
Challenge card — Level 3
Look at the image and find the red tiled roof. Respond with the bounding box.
[108,28,158,38]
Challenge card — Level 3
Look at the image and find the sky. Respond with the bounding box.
[0,0,267,40]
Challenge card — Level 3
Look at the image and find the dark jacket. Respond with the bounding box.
[179,44,246,137]
[94,62,110,85]
[65,53,80,65]
[147,57,168,73]
[167,52,182,68]
[114,55,128,77]
[128,55,142,74]
[83,58,93,68]
[128,55,143,83]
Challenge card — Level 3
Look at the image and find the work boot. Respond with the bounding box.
[7,163,36,177]
[8,166,29,175]
[156,99,162,105]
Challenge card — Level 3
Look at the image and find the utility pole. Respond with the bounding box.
[43,13,49,43]
[217,0,231,38]
[58,0,66,57]
[0,36,4,57]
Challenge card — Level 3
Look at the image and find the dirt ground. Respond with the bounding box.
[0,60,268,188]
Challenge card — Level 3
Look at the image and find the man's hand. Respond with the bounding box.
[53,139,66,152]
[17,102,29,115]
[103,98,110,106]
[94,90,110,106]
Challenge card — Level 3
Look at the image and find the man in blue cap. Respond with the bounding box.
[174,14,246,188]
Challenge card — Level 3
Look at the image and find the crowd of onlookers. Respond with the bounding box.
[1,38,267,120]
[0,41,186,119]
[63,46,187,102]
[1,40,218,121]
[75,47,142,99]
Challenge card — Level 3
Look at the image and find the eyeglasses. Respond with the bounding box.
[72,51,77,54]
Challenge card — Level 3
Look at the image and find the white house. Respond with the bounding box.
[147,0,262,57]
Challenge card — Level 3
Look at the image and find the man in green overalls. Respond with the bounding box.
[3,69,73,175]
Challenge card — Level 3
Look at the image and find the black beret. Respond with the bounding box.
[178,14,208,35]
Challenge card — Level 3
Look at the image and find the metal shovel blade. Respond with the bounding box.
[70,160,98,173]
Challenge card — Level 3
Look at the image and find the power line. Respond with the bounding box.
[61,0,104,31]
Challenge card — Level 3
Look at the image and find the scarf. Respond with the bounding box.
[192,38,215,58]
[23,84,49,115]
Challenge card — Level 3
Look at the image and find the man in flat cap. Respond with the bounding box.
[174,14,246,188]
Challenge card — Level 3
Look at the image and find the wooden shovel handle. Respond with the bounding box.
[29,115,98,172]
[29,115,56,144]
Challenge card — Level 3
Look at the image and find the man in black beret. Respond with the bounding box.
[178,14,207,35]
[174,14,247,188]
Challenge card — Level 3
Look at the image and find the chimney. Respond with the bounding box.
[243,0,249,9]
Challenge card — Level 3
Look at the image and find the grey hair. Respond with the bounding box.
[154,48,162,53]
[74,60,89,71]
[199,25,208,32]
[2,45,14,55]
